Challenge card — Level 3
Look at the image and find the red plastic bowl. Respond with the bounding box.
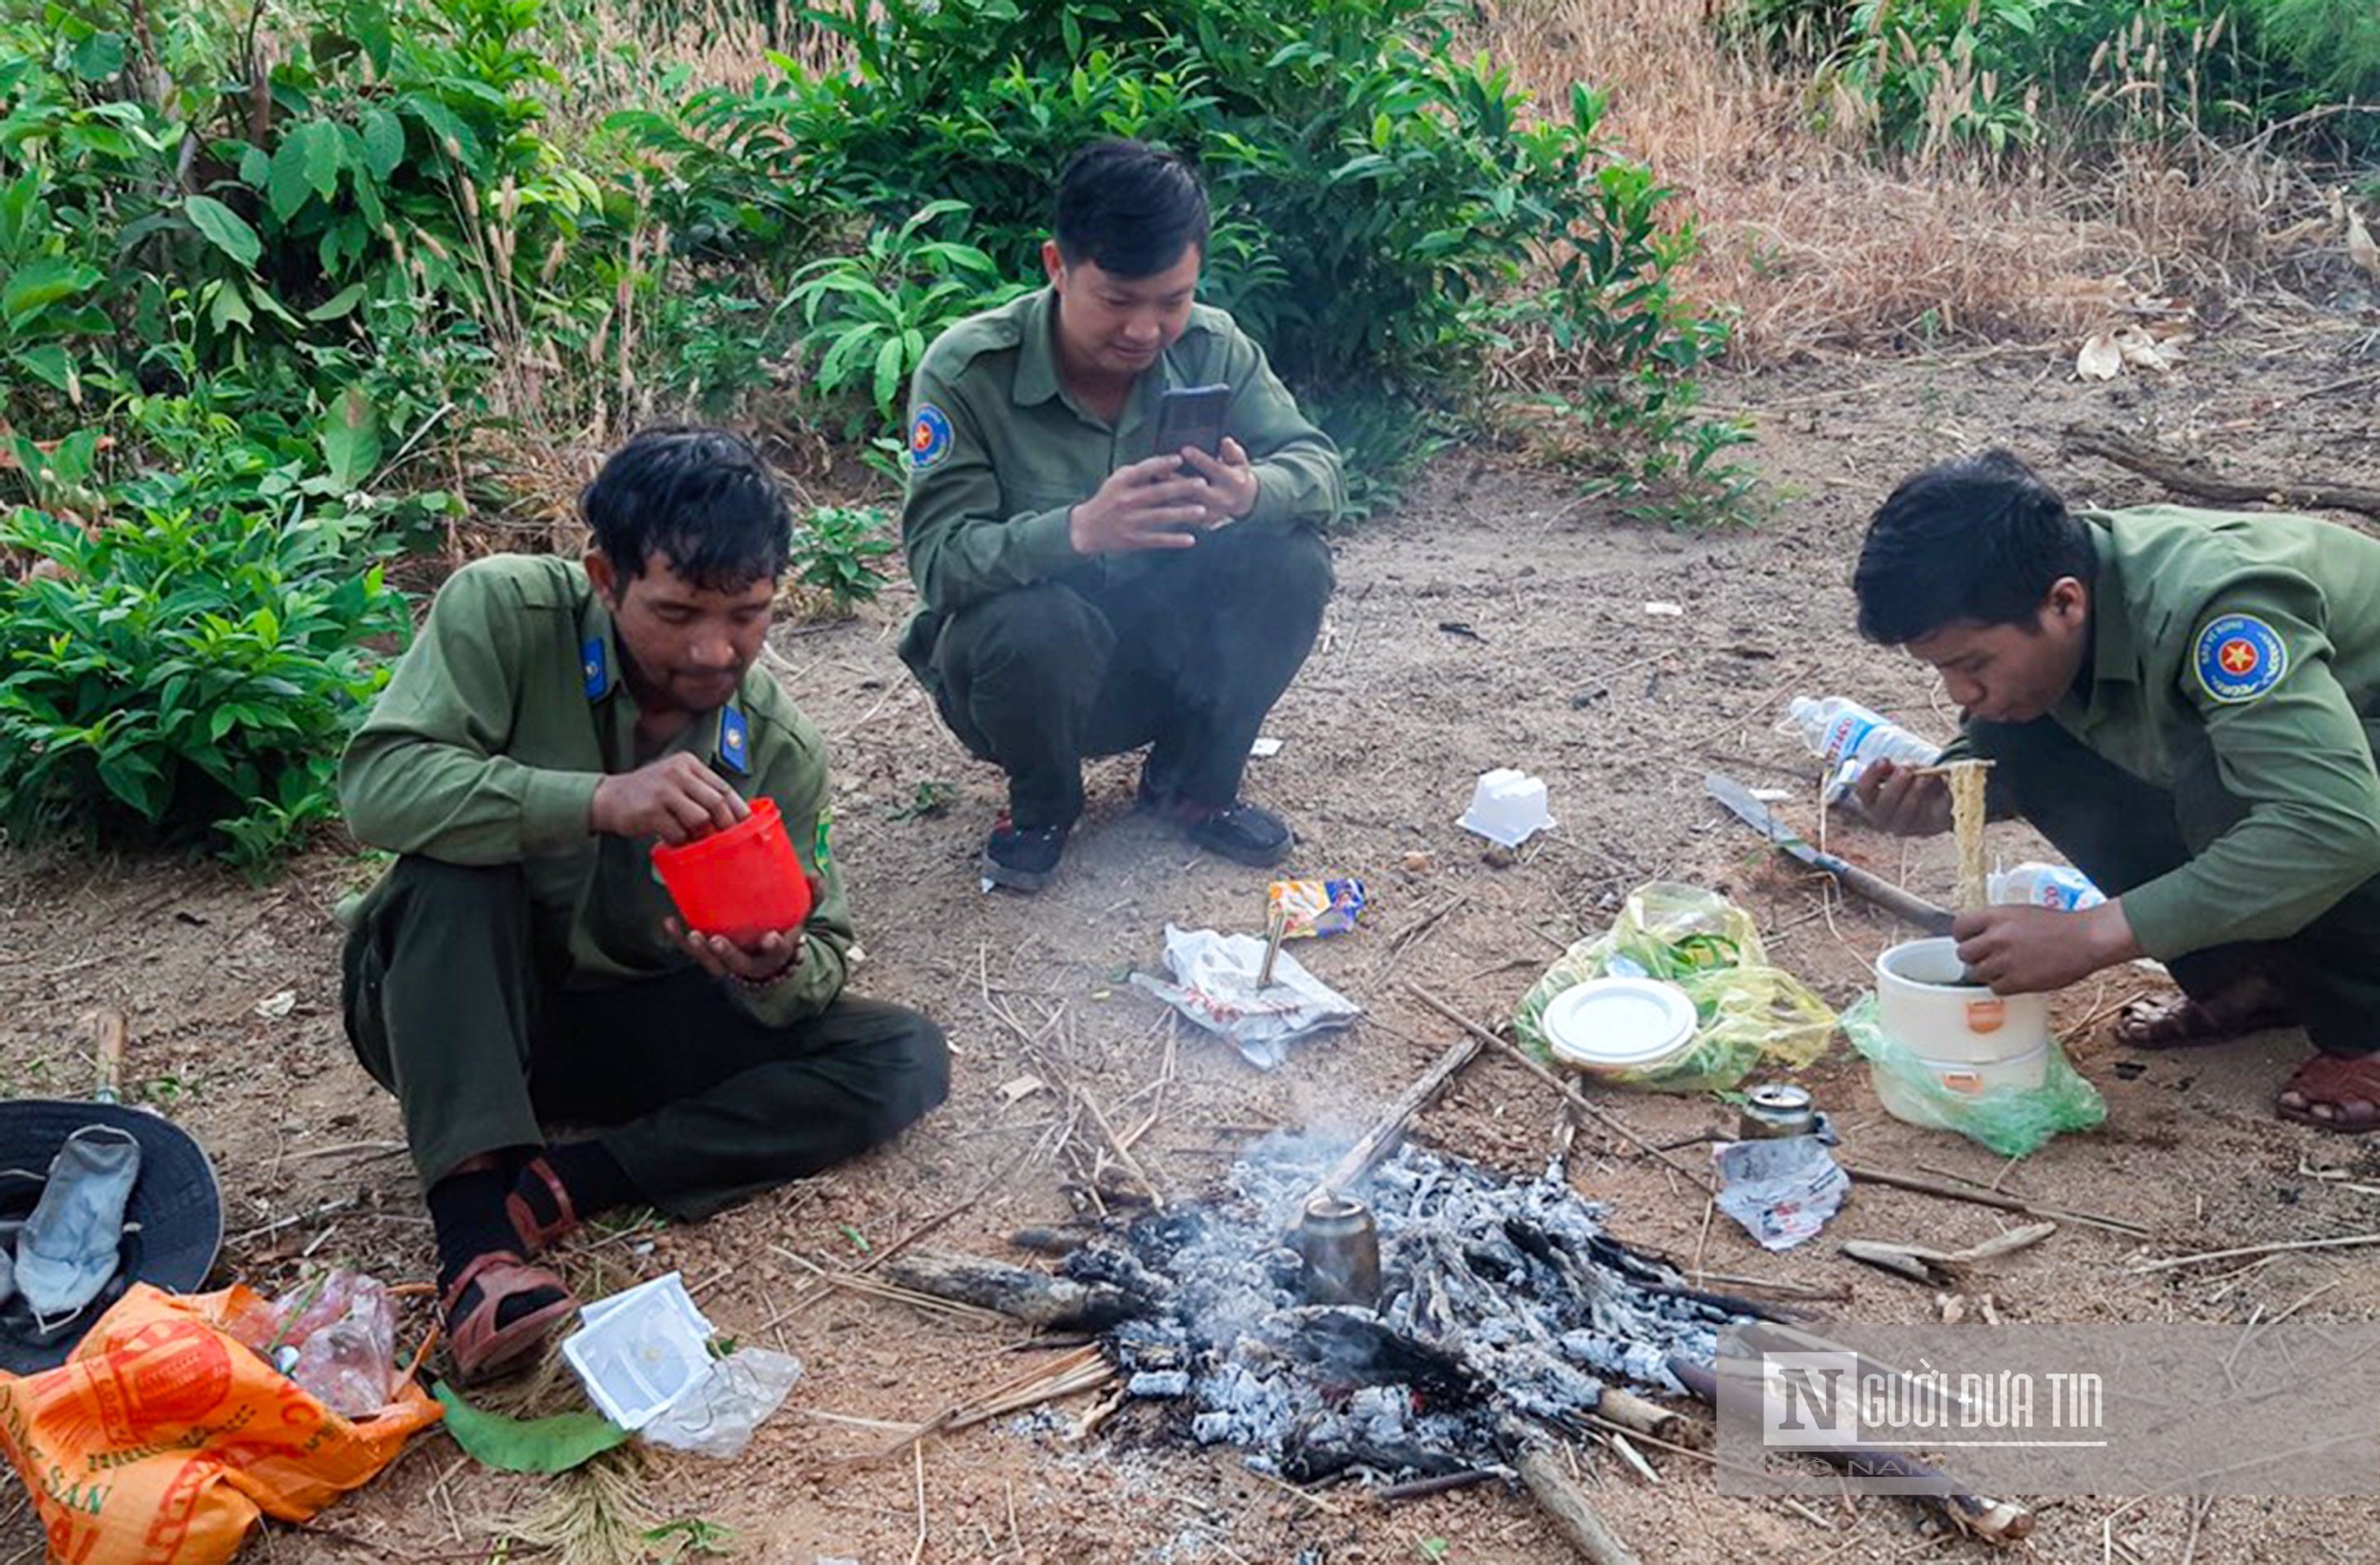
[650,797,813,943]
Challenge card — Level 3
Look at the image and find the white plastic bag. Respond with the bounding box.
[1711,1136,1848,1251]
[641,1347,804,1458]
[1131,924,1361,1068]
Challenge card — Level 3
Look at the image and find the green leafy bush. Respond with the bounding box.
[628,0,1743,518]
[0,0,637,467]
[780,200,1028,441]
[0,443,412,867]
[790,504,898,612]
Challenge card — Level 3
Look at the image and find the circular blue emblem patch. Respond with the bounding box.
[2192,612,2288,704]
[908,405,953,471]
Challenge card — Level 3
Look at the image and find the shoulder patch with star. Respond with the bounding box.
[908,405,954,471]
[2192,612,2289,704]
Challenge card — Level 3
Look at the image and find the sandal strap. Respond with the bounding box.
[442,1251,576,1383]
[442,1249,530,1315]
[2288,1054,2380,1093]
[505,1155,582,1256]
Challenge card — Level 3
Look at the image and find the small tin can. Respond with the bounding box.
[1738,1083,1817,1141]
[1294,1191,1381,1307]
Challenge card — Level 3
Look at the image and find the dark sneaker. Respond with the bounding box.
[982,817,1068,892]
[1181,802,1293,868]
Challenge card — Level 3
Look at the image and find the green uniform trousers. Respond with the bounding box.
[901,524,1333,830]
[341,858,949,1219]
[1971,716,2380,1057]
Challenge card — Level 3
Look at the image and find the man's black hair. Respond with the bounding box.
[1052,138,1210,279]
[580,425,790,593]
[1854,449,2097,644]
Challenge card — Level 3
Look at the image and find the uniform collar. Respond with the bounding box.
[2083,524,2139,688]
[1012,287,1169,434]
[1012,287,1065,408]
[578,575,750,776]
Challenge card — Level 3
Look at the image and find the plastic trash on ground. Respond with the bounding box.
[1458,768,1554,847]
[223,1267,401,1420]
[563,1273,716,1430]
[561,1273,801,1454]
[1712,1135,1849,1251]
[1268,878,1367,938]
[1842,995,2106,1157]
[1514,883,1837,1093]
[1131,924,1361,1069]
[641,1346,805,1457]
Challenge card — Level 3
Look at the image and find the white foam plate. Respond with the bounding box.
[1542,977,1699,1070]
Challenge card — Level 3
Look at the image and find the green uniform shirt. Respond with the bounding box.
[897,286,1343,616]
[1968,505,2380,962]
[339,555,853,1027]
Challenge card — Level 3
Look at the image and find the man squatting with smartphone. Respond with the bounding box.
[896,139,1345,892]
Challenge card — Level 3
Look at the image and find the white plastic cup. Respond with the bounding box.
[1459,768,1554,847]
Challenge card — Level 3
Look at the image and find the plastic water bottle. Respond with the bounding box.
[1782,696,1943,802]
[1988,861,2106,912]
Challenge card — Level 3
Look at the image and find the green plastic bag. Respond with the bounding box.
[1840,995,2105,1157]
[1514,882,1837,1093]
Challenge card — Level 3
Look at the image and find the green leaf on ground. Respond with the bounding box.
[431,1381,632,1475]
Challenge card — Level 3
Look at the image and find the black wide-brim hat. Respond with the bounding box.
[0,1099,223,1374]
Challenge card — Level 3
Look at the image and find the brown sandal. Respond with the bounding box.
[443,1252,576,1383]
[2277,1054,2380,1134]
[505,1156,582,1257]
[2113,976,2297,1052]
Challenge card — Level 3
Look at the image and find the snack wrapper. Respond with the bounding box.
[1267,878,1367,939]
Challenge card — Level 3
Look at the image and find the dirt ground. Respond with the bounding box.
[3,302,2378,1565]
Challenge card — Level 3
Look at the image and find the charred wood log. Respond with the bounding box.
[1375,1467,1508,1502]
[1263,1306,1488,1408]
[1280,1431,1481,1486]
[1009,1226,1095,1256]
[882,1249,1151,1331]
[1592,1386,1680,1441]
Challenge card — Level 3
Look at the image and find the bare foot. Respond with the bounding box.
[2112,974,2297,1051]
[2277,1054,2380,1134]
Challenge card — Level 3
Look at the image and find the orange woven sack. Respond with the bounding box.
[0,1283,440,1565]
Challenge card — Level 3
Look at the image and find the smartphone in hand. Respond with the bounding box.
[1153,383,1231,459]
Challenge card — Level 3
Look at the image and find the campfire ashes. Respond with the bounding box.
[1062,1137,1752,1484]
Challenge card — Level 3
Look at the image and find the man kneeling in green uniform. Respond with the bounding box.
[898,139,1343,891]
[1852,449,2380,1133]
[340,427,949,1378]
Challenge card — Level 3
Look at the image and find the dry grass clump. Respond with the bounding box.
[506,1446,661,1565]
[1478,0,2355,365]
